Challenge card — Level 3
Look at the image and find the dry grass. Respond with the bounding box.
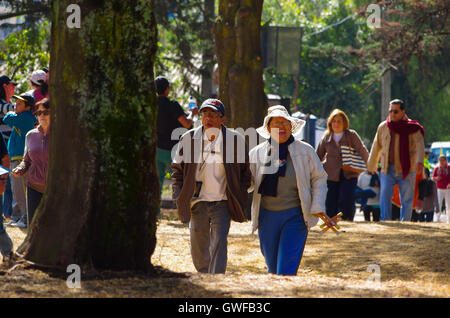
[1,209,449,298]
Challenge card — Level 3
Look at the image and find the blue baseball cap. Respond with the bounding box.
[199,98,225,116]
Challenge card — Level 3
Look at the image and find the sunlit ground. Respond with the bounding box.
[1,208,449,298]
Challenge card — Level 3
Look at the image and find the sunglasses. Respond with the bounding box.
[389,109,400,114]
[35,110,50,116]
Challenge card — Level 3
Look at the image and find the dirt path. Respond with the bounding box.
[1,209,449,297]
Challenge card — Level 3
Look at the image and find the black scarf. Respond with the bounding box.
[258,135,295,197]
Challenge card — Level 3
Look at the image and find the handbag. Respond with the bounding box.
[341,145,366,174]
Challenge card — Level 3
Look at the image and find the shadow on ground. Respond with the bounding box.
[0,263,230,298]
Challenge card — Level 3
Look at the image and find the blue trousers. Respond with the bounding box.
[379,165,416,221]
[354,186,377,210]
[2,176,12,218]
[258,206,308,275]
[0,188,12,258]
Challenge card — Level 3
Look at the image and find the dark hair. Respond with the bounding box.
[155,76,169,95]
[390,99,405,110]
[37,79,48,96]
[36,98,50,110]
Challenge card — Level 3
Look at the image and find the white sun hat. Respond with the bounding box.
[30,70,47,86]
[256,105,305,139]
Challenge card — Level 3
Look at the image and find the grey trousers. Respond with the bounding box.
[10,161,27,221]
[189,200,231,274]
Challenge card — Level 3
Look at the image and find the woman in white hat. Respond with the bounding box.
[249,105,333,275]
[29,70,49,104]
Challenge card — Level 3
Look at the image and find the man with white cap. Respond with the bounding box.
[171,98,251,274]
[249,105,332,275]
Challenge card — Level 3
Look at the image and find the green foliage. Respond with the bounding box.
[262,0,450,144]
[0,19,50,92]
[154,0,215,104]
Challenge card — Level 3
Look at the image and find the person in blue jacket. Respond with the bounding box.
[2,93,37,228]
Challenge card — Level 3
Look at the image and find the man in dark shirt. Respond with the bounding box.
[155,76,197,214]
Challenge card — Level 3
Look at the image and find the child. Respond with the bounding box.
[416,169,439,222]
[357,169,380,222]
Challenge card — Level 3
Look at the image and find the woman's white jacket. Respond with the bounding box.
[249,138,328,233]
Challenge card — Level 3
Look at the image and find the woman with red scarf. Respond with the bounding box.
[367,99,425,221]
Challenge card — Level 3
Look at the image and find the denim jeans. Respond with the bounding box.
[379,165,416,221]
[354,187,377,210]
[2,176,13,219]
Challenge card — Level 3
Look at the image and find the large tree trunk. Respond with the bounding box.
[201,0,215,98]
[214,0,267,129]
[18,0,159,271]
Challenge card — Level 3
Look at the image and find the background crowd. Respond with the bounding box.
[0,69,50,263]
[157,76,449,276]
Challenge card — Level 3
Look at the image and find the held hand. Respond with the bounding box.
[11,167,22,178]
[191,106,199,116]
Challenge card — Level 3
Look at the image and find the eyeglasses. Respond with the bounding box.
[199,112,222,119]
[35,110,50,116]
[389,109,400,114]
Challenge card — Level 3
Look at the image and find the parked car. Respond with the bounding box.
[429,141,450,170]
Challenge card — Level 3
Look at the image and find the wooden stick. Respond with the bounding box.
[320,212,343,234]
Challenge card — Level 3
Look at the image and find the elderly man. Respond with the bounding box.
[368,99,425,221]
[171,98,251,274]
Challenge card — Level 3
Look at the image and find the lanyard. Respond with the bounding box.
[198,134,219,175]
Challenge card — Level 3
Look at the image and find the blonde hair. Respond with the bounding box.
[326,108,350,135]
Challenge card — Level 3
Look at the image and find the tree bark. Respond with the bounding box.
[201,0,215,98]
[214,0,267,129]
[18,0,159,271]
